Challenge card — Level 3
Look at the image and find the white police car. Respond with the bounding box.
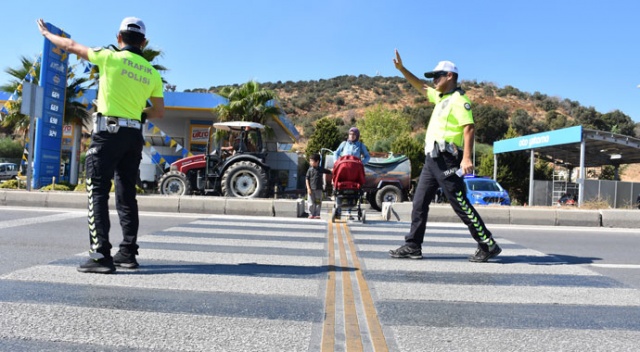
[462,175,511,206]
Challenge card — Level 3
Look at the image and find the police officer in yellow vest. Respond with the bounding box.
[37,17,165,273]
[389,49,501,262]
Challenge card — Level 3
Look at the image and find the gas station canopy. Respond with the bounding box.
[494,126,640,168]
[493,126,640,206]
[536,129,640,167]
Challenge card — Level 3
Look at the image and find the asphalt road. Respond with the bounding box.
[1,206,639,351]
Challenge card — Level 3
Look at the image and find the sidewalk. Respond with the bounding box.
[1,189,639,228]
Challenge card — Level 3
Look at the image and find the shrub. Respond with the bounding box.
[40,183,72,191]
[581,196,612,210]
[73,181,145,194]
[413,96,427,104]
[0,179,26,189]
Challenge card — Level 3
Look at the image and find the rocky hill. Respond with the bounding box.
[201,75,640,181]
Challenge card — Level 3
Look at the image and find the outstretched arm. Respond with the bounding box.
[393,49,427,94]
[37,19,89,61]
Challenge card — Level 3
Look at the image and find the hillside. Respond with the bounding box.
[200,75,640,181]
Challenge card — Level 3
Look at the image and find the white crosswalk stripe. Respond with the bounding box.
[139,234,325,249]
[3,264,321,296]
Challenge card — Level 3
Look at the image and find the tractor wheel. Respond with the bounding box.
[375,185,403,210]
[221,161,268,198]
[158,171,192,196]
[367,192,381,211]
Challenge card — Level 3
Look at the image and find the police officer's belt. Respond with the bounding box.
[103,116,142,129]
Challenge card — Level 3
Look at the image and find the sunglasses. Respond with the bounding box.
[432,71,448,80]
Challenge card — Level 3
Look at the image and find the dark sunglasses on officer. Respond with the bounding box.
[432,71,449,80]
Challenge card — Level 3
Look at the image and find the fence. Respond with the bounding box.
[533,179,640,208]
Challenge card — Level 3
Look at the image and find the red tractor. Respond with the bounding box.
[158,121,271,198]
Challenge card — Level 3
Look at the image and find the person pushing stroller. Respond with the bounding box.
[333,127,370,216]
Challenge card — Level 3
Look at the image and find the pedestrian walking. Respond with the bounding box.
[306,153,331,219]
[333,127,370,165]
[333,127,369,214]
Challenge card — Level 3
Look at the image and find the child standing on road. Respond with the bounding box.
[306,153,331,219]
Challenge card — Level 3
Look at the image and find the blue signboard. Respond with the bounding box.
[493,126,583,154]
[33,23,69,188]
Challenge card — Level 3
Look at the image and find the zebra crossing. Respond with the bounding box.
[348,222,640,351]
[0,213,639,351]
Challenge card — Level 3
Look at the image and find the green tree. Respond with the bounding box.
[213,80,281,124]
[601,110,636,137]
[573,106,604,131]
[357,104,411,152]
[545,111,568,130]
[473,104,509,144]
[598,165,617,180]
[0,137,23,159]
[511,109,533,135]
[473,142,493,170]
[535,97,558,112]
[390,133,425,178]
[305,117,342,159]
[402,104,433,130]
[534,160,554,181]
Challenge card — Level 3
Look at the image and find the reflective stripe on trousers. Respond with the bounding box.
[405,153,494,250]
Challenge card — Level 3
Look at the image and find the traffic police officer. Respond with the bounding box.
[37,17,165,273]
[389,49,501,262]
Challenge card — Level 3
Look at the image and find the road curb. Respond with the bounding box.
[1,190,638,228]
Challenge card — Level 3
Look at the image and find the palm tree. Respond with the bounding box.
[142,46,169,85]
[64,75,91,126]
[2,56,92,136]
[213,80,281,124]
[0,56,95,174]
[0,56,39,137]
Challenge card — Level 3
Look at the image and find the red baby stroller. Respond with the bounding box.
[331,155,366,223]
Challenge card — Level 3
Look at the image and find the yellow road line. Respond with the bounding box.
[322,219,389,351]
[343,223,389,351]
[337,222,363,351]
[321,221,336,351]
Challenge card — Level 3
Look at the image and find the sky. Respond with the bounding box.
[2,0,640,122]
